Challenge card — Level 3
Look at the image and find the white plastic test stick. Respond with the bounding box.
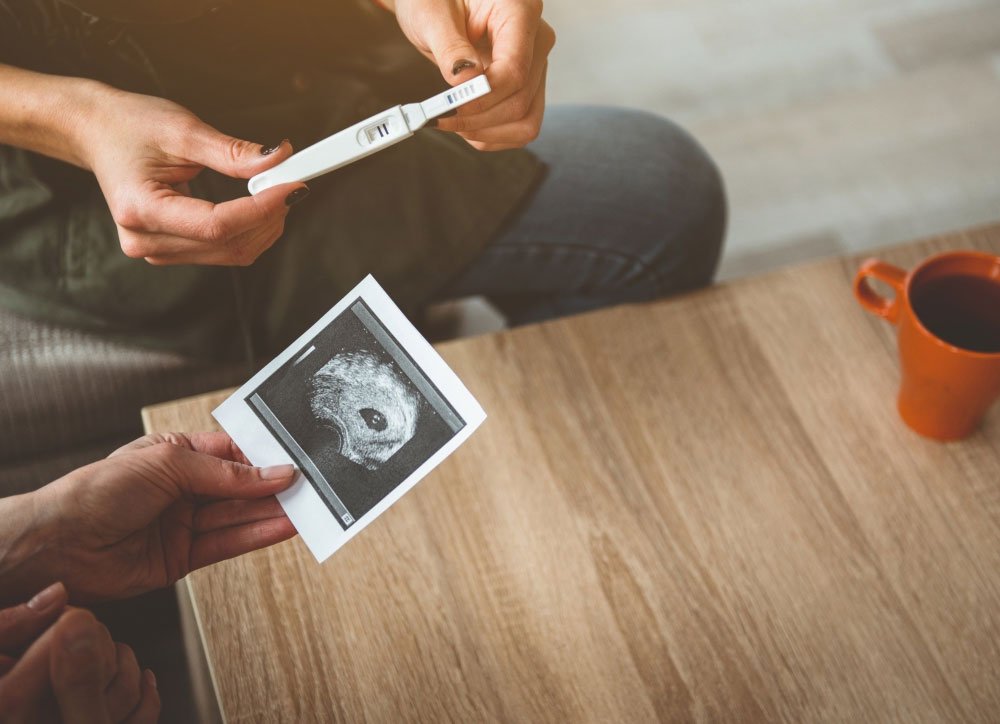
[247,75,492,195]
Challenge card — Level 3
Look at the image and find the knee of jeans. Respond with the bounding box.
[560,108,727,298]
[648,119,728,294]
[675,145,727,292]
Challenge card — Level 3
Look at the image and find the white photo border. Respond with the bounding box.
[213,275,486,562]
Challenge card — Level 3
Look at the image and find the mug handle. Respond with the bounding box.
[854,259,907,325]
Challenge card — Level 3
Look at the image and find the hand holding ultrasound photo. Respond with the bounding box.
[214,276,486,562]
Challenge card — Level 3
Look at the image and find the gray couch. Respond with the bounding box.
[0,306,259,722]
[0,306,248,496]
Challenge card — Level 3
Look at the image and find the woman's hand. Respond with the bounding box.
[0,582,69,677]
[384,0,555,150]
[78,86,308,266]
[0,65,306,267]
[0,585,159,723]
[1,433,298,604]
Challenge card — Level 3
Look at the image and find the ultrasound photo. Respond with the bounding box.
[214,276,485,561]
[246,299,466,530]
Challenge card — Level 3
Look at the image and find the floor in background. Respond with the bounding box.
[542,0,1000,279]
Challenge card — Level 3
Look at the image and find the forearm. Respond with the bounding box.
[0,64,109,169]
[0,491,57,607]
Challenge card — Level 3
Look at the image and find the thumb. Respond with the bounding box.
[422,5,482,84]
[184,122,293,179]
[141,442,298,500]
[0,582,68,653]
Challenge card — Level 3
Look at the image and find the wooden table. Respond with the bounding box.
[143,225,1000,723]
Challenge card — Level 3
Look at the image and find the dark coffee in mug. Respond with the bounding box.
[910,274,1000,354]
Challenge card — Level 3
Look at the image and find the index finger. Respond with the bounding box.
[0,583,68,654]
[185,432,252,466]
[113,432,252,468]
[140,442,296,500]
[111,432,250,467]
[124,181,298,243]
[469,6,539,113]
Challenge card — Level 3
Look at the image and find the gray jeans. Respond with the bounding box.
[438,105,727,324]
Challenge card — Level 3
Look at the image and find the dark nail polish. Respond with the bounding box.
[452,59,476,76]
[261,140,286,156]
[285,187,310,206]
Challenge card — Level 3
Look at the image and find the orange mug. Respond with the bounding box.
[854,250,1000,440]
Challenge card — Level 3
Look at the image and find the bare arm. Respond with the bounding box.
[0,63,308,266]
[0,492,48,608]
[0,63,102,168]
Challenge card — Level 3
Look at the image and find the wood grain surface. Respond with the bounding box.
[143,225,1000,723]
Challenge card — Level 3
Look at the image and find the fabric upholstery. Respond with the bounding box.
[0,306,246,495]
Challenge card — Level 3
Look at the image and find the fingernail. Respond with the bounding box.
[452,59,476,76]
[260,464,296,480]
[284,187,310,207]
[147,669,158,690]
[261,139,287,156]
[27,581,63,613]
[64,624,97,656]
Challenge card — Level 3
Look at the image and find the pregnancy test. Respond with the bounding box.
[248,74,491,195]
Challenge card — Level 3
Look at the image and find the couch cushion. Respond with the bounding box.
[0,306,246,485]
[0,435,133,497]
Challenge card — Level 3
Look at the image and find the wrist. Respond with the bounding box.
[66,80,118,169]
[0,490,61,606]
[60,79,129,171]
[0,64,114,170]
[50,77,118,171]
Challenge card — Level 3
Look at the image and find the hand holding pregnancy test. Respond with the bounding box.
[214,276,486,562]
[247,75,492,194]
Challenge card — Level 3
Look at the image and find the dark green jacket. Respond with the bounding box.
[0,0,541,359]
